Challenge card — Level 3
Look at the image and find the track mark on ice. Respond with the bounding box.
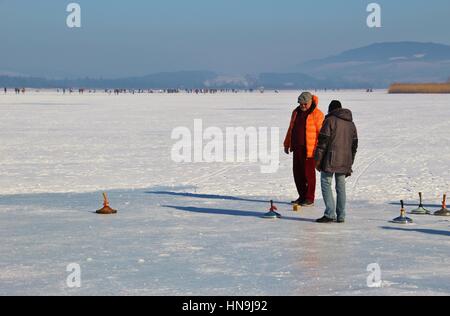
[349,119,450,195]
[184,164,242,187]
[350,140,404,193]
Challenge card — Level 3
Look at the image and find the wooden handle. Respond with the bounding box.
[419,192,422,203]
[103,193,109,206]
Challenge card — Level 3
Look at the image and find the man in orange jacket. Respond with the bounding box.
[284,92,324,206]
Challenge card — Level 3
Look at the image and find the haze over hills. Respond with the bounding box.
[1,42,450,89]
[296,42,450,87]
[301,42,450,66]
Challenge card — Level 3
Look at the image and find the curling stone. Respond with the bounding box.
[410,192,431,215]
[263,200,282,219]
[434,194,450,216]
[391,200,413,224]
[96,193,118,215]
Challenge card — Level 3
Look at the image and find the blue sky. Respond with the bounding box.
[1,0,449,78]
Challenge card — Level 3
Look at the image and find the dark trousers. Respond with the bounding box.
[293,148,316,202]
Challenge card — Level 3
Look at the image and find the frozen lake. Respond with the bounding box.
[0,90,449,295]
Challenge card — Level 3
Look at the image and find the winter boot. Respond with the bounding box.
[316,216,335,223]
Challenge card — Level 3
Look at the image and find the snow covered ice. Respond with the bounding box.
[0,90,449,295]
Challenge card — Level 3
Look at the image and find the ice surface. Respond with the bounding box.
[0,90,449,295]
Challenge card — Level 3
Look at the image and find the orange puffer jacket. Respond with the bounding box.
[283,95,325,158]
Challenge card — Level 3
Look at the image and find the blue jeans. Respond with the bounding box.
[321,172,347,220]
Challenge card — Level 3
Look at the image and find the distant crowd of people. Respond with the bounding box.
[3,88,27,94]
[2,87,263,95]
[2,87,375,95]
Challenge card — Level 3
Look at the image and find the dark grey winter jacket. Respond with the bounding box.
[314,109,358,175]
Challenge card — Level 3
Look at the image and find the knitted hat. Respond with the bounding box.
[328,100,342,113]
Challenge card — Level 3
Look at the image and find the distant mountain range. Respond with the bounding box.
[295,42,450,87]
[1,42,450,89]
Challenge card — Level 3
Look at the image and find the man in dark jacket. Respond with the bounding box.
[314,100,358,223]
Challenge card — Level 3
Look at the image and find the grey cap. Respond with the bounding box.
[298,92,313,104]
